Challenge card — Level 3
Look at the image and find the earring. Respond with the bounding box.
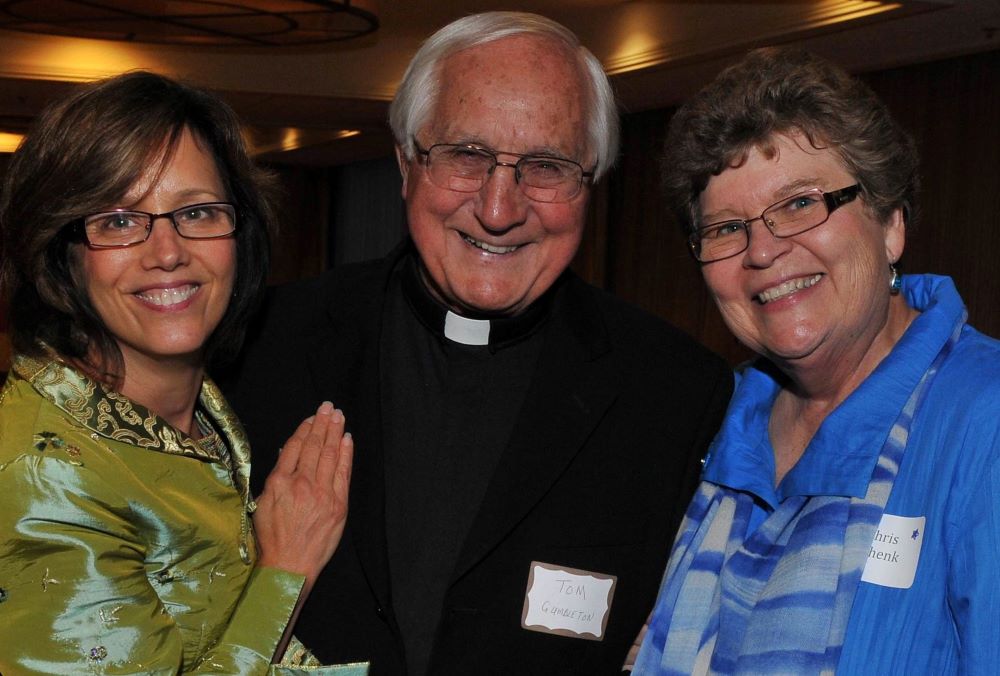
[889,263,902,295]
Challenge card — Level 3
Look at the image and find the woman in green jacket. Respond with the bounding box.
[0,72,365,675]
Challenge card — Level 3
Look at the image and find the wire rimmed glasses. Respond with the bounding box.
[76,202,237,249]
[689,185,862,263]
[413,140,594,203]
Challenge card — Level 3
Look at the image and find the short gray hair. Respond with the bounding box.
[663,47,920,234]
[389,11,619,181]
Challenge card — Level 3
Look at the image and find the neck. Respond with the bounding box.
[768,294,918,484]
[117,348,205,437]
[777,294,918,409]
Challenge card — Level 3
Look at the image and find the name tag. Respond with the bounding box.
[520,561,616,641]
[861,513,925,589]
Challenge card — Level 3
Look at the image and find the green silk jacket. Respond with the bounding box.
[0,353,366,675]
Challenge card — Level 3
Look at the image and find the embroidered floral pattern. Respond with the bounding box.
[33,431,65,452]
[27,432,83,465]
[99,605,122,626]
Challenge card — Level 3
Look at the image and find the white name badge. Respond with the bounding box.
[521,561,617,641]
[861,513,926,589]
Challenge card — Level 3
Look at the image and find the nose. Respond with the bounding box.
[475,161,528,235]
[141,216,190,271]
[742,216,792,268]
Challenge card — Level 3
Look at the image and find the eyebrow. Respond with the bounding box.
[448,137,577,161]
[120,189,226,210]
[771,177,823,200]
[701,177,826,225]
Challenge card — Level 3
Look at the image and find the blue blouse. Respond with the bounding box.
[701,275,1000,674]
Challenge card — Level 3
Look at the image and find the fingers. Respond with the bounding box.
[273,414,313,474]
[274,402,346,477]
[299,402,344,477]
[323,430,353,502]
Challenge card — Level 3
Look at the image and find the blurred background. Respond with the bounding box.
[1,0,998,370]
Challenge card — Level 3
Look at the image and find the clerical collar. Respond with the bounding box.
[401,255,555,350]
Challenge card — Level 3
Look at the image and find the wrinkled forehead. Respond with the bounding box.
[425,36,591,160]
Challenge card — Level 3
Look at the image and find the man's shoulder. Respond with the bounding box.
[271,254,392,305]
[566,276,728,371]
[252,253,395,334]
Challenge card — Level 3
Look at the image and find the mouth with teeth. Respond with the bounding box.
[461,233,521,255]
[756,274,823,304]
[136,284,200,307]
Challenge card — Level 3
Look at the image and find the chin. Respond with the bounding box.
[761,336,825,364]
[450,285,528,316]
[456,298,520,317]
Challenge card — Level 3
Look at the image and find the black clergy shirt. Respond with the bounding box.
[381,258,550,676]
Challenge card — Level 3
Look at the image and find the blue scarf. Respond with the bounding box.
[634,318,962,675]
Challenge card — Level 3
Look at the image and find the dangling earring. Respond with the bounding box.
[889,263,902,295]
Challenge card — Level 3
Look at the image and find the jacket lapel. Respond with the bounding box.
[303,247,405,616]
[451,274,620,580]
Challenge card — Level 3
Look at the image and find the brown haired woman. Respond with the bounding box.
[631,48,1000,674]
[0,72,366,675]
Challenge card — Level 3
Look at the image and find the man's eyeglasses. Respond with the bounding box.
[413,140,594,203]
[689,185,862,263]
[75,202,237,249]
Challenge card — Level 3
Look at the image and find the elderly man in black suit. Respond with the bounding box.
[223,11,732,676]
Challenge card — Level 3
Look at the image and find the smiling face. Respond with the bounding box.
[699,131,906,371]
[398,35,592,316]
[79,128,236,373]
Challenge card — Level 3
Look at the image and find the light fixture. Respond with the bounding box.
[0,132,25,154]
[0,1,379,47]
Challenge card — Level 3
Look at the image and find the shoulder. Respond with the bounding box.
[566,276,730,378]
[254,254,393,334]
[222,252,395,377]
[0,379,132,513]
[905,324,1000,518]
[934,325,1000,416]
[1,375,98,461]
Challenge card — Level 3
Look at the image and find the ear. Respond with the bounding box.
[395,144,411,199]
[883,206,906,264]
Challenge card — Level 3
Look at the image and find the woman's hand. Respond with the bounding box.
[253,401,353,595]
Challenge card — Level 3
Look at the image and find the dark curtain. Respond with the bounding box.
[863,50,1000,336]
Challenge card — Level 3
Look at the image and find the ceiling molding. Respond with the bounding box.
[0,0,996,164]
[601,2,935,75]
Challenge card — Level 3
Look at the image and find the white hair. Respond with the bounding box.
[388,11,619,181]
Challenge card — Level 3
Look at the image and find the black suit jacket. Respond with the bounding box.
[220,243,732,675]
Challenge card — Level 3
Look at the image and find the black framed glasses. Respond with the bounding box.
[413,140,594,203]
[76,202,237,249]
[689,185,862,263]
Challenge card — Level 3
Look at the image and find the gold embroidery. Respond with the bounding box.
[40,567,60,592]
[13,354,229,463]
[208,564,227,584]
[31,432,83,464]
[99,605,122,626]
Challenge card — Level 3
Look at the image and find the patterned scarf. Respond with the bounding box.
[634,320,962,675]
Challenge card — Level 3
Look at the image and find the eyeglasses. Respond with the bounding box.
[76,202,237,249]
[689,185,862,263]
[413,140,594,203]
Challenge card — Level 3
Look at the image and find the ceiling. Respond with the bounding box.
[0,0,997,166]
